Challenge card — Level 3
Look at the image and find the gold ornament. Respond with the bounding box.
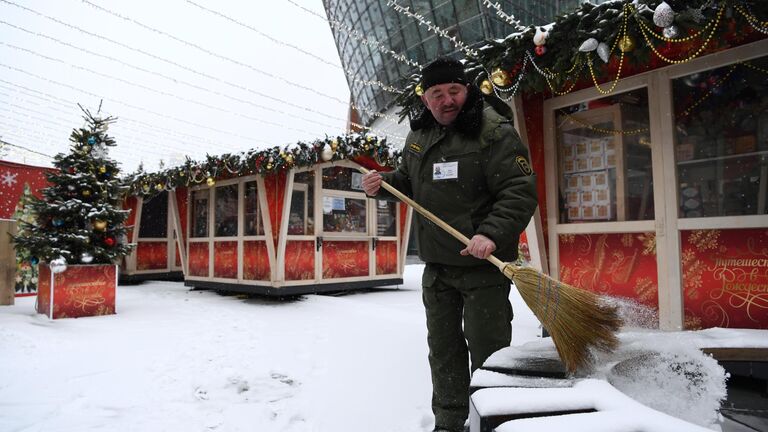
[206,177,215,187]
[266,163,273,170]
[619,35,635,52]
[142,184,150,192]
[414,83,424,96]
[81,189,92,197]
[155,183,163,191]
[93,220,107,231]
[285,154,294,164]
[491,68,511,87]
[331,139,338,151]
[480,79,493,95]
[366,136,373,143]
[98,166,107,174]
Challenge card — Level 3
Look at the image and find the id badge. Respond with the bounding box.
[432,161,458,180]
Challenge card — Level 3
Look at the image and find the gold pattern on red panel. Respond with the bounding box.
[638,233,656,256]
[621,234,634,248]
[188,243,210,277]
[243,241,270,281]
[682,249,705,300]
[688,229,721,251]
[137,242,168,270]
[214,242,238,279]
[634,276,656,303]
[323,241,369,279]
[285,241,314,280]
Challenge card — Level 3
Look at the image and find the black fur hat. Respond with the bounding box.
[421,56,467,90]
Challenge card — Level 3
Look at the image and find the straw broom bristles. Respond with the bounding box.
[356,166,623,373]
[501,264,622,372]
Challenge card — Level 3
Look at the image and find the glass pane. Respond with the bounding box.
[322,166,365,192]
[376,200,397,237]
[243,181,264,236]
[288,171,315,236]
[555,88,653,223]
[139,191,167,238]
[323,196,367,234]
[673,55,768,218]
[214,184,238,237]
[191,189,209,238]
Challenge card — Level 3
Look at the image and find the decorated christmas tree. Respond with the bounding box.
[13,107,133,270]
[13,183,38,294]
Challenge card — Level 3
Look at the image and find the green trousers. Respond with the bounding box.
[422,263,513,431]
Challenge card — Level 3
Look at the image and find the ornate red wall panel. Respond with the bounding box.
[323,241,369,279]
[682,229,768,330]
[263,172,286,250]
[136,241,168,270]
[213,241,238,279]
[284,240,314,281]
[376,240,397,275]
[558,232,659,308]
[243,241,270,281]
[188,242,209,277]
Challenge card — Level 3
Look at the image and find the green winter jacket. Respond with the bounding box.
[380,90,538,267]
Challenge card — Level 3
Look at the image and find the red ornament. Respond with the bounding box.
[535,45,546,56]
[104,237,116,247]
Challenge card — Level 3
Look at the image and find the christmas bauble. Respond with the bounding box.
[87,136,96,145]
[93,220,107,231]
[285,154,294,164]
[99,166,107,174]
[597,42,610,63]
[52,218,64,227]
[321,144,334,161]
[533,27,548,46]
[82,189,92,197]
[104,237,116,247]
[67,185,76,191]
[331,139,338,151]
[50,257,68,274]
[480,79,493,95]
[30,257,39,265]
[653,1,675,28]
[663,25,679,39]
[82,145,91,153]
[619,35,635,52]
[80,252,94,264]
[535,45,547,56]
[579,38,599,52]
[491,68,511,87]
[414,84,424,96]
[155,183,163,191]
[206,177,215,187]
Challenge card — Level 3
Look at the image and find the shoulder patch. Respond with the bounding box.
[408,143,422,154]
[515,155,533,176]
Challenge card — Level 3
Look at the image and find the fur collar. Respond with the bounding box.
[409,85,484,136]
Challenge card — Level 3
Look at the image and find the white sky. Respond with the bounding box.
[3,264,765,431]
[0,0,354,173]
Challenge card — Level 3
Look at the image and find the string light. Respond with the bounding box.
[387,0,479,58]
[286,0,422,71]
[735,4,768,35]
[186,0,403,95]
[0,138,53,159]
[78,0,399,124]
[632,6,719,43]
[585,4,629,95]
[635,3,725,65]
[558,110,649,136]
[481,0,523,28]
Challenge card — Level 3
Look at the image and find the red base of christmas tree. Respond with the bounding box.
[36,264,117,319]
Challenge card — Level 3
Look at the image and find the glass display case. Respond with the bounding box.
[556,89,653,223]
[214,184,238,237]
[288,171,315,236]
[191,189,209,238]
[243,181,264,236]
[321,166,368,235]
[673,54,768,218]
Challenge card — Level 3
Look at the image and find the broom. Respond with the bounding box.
[357,166,623,373]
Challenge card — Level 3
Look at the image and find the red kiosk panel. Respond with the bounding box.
[188,243,209,277]
[214,241,238,279]
[285,240,314,281]
[323,241,369,279]
[243,241,270,281]
[376,240,398,275]
[136,242,168,270]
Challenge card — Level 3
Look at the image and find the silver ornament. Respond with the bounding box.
[49,257,68,274]
[597,42,611,63]
[662,25,679,39]
[533,27,548,46]
[81,252,94,264]
[653,1,675,28]
[578,38,599,52]
[320,144,334,162]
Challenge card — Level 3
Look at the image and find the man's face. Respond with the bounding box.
[421,83,468,126]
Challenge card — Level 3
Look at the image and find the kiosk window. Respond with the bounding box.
[191,189,209,238]
[215,184,238,237]
[376,200,396,237]
[243,181,264,236]
[288,171,315,236]
[139,191,168,238]
[323,196,367,234]
[322,166,364,192]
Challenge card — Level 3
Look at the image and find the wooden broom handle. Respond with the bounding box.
[356,166,507,271]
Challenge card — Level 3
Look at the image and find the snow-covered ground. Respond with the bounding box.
[1,264,765,432]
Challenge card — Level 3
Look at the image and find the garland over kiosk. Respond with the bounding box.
[395,0,768,331]
[125,135,411,295]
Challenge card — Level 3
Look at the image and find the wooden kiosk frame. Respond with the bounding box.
[520,38,768,331]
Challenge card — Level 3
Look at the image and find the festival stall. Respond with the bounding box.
[131,135,411,295]
[397,0,768,330]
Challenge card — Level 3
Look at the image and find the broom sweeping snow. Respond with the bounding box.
[357,166,623,372]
